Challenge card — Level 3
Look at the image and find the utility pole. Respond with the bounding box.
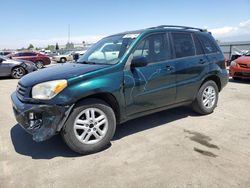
[68,24,70,43]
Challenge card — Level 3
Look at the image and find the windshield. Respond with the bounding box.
[245,51,250,56]
[77,34,138,65]
[63,51,73,55]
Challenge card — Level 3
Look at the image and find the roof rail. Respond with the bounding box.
[148,25,206,32]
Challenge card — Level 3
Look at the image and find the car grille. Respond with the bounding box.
[16,83,29,99]
[239,63,250,69]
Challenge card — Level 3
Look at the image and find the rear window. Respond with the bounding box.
[172,33,195,58]
[198,34,219,54]
[193,35,204,55]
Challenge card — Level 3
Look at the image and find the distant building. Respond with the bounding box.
[219,41,250,59]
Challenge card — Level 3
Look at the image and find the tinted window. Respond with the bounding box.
[133,33,170,63]
[23,52,36,56]
[193,35,204,55]
[15,52,36,56]
[198,34,219,54]
[172,33,195,58]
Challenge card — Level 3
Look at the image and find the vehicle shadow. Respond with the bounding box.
[11,106,197,159]
[113,106,198,140]
[0,76,12,80]
[229,78,250,84]
[10,125,82,159]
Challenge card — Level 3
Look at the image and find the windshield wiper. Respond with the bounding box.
[77,61,97,64]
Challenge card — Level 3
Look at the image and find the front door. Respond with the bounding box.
[124,33,176,116]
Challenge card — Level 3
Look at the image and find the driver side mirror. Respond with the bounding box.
[0,58,3,63]
[131,56,148,68]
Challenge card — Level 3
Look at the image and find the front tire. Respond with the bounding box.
[11,66,26,79]
[61,99,116,154]
[192,80,219,115]
[60,58,67,63]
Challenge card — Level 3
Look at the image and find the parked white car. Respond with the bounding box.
[52,51,74,63]
[88,43,122,62]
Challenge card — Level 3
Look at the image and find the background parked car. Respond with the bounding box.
[230,51,250,80]
[7,52,51,69]
[52,51,74,63]
[0,56,37,79]
[0,51,13,56]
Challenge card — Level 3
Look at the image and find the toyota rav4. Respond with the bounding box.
[11,25,228,154]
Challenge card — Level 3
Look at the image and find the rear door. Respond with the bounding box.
[124,32,176,116]
[0,58,11,76]
[170,32,209,102]
[197,33,224,68]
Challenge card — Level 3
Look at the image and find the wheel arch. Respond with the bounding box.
[11,65,27,75]
[200,75,222,92]
[74,92,121,124]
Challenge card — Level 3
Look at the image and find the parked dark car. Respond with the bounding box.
[0,56,37,79]
[0,51,13,56]
[11,25,228,154]
[7,52,51,69]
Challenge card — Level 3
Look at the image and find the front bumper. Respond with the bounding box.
[11,92,72,142]
[229,66,250,78]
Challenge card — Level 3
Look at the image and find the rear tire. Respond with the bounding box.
[61,99,116,154]
[192,80,218,115]
[35,61,44,69]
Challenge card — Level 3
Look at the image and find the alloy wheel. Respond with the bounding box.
[12,67,25,79]
[36,61,43,69]
[73,108,108,144]
[202,86,216,109]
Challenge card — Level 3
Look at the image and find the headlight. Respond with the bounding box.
[32,80,67,100]
[230,61,237,67]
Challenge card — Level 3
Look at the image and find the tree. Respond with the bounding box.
[66,42,74,50]
[45,45,55,51]
[27,44,34,50]
[55,43,59,50]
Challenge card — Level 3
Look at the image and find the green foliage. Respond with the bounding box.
[27,44,34,50]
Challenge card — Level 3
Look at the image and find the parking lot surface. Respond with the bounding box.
[1,78,250,188]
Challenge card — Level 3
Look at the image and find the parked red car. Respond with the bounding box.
[7,52,51,69]
[230,52,250,80]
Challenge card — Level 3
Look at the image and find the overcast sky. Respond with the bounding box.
[0,0,250,49]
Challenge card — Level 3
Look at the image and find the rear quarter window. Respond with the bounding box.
[198,34,219,54]
[172,32,195,58]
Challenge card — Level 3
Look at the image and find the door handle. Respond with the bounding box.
[199,59,206,64]
[165,65,174,71]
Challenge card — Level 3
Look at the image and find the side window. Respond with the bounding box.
[24,52,36,56]
[15,53,23,57]
[133,33,170,63]
[193,35,204,55]
[133,39,149,57]
[102,44,121,52]
[172,33,195,58]
[198,34,219,54]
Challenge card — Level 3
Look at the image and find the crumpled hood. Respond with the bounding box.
[19,63,109,87]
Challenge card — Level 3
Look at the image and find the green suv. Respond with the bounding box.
[11,25,228,154]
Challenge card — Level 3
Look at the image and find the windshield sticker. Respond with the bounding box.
[123,34,140,39]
